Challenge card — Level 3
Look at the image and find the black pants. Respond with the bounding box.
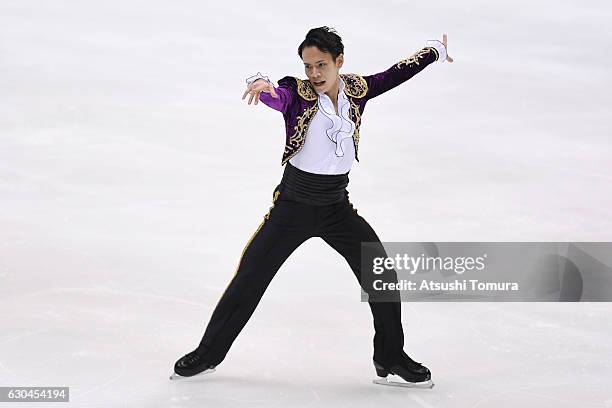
[196,183,404,366]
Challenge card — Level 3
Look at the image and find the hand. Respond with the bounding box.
[442,34,453,63]
[241,79,278,105]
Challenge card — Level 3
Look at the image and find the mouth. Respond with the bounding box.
[313,80,326,87]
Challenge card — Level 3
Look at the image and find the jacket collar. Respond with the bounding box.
[296,74,368,101]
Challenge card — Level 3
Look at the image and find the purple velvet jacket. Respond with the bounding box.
[259,46,440,165]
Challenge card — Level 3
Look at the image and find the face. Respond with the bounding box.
[301,46,344,94]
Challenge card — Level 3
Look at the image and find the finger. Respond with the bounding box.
[242,83,253,100]
[254,91,261,105]
[447,55,454,63]
[248,90,254,105]
[443,34,447,46]
[269,85,278,98]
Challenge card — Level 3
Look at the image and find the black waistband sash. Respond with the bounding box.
[280,162,349,206]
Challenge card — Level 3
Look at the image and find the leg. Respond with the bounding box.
[196,195,313,366]
[319,201,404,366]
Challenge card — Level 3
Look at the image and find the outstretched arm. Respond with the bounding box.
[241,72,294,114]
[364,34,453,100]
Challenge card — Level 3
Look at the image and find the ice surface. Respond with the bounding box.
[1,0,611,407]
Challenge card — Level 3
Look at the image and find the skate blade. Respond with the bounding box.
[169,368,215,380]
[373,376,434,389]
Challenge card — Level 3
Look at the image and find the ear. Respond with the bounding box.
[336,54,344,69]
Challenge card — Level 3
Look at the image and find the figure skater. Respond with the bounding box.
[172,26,453,388]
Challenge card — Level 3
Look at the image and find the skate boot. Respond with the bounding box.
[372,356,434,389]
[170,350,216,380]
[400,351,430,376]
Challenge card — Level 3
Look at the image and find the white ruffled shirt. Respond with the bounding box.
[289,77,356,175]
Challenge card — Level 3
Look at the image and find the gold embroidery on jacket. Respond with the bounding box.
[296,78,318,101]
[427,47,439,61]
[341,73,368,98]
[296,74,367,100]
[395,48,432,69]
[282,104,318,164]
[348,97,362,152]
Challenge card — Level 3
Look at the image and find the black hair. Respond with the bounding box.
[297,26,344,61]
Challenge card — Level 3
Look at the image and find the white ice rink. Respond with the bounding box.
[1,0,612,407]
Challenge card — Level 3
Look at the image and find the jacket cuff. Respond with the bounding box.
[425,40,447,63]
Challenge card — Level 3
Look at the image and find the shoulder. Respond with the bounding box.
[340,73,368,98]
[278,76,318,101]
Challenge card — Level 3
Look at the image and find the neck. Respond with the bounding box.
[324,77,340,105]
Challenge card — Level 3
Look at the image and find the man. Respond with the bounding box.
[172,26,452,388]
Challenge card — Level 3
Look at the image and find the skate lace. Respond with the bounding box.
[184,352,200,365]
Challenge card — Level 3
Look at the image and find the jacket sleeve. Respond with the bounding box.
[246,74,296,115]
[363,47,440,100]
[259,85,294,114]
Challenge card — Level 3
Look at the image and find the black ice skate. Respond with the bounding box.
[170,350,216,380]
[398,351,431,376]
[372,355,434,389]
